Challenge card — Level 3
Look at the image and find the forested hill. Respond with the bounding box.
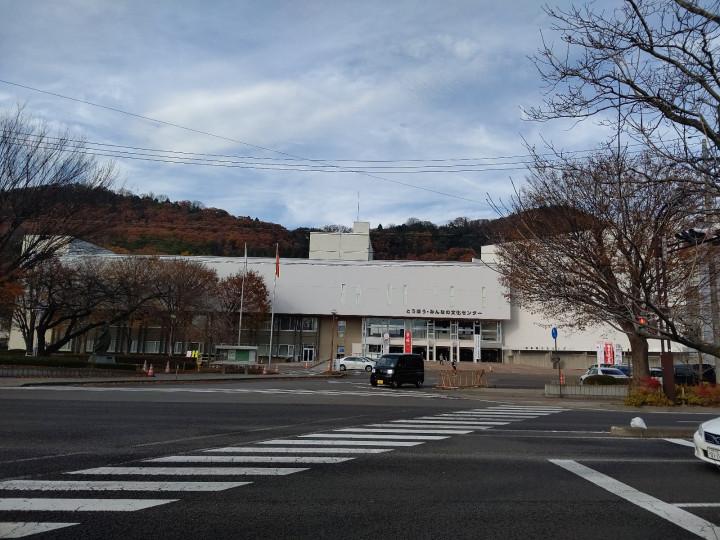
[74,188,503,261]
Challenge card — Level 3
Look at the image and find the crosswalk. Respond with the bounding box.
[0,405,565,537]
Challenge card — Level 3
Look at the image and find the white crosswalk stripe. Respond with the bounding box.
[298,433,449,440]
[259,439,423,446]
[206,446,392,454]
[0,522,78,538]
[146,456,353,464]
[0,498,176,511]
[336,428,472,435]
[0,480,248,491]
[68,467,307,476]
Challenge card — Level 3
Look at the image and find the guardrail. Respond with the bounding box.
[0,366,139,378]
[436,369,487,389]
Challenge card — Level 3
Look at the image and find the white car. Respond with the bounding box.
[335,356,376,372]
[694,417,720,466]
[579,367,629,384]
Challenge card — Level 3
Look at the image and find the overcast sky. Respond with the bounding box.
[0,0,610,230]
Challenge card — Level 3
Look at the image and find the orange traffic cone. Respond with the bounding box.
[148,364,154,377]
[164,361,171,374]
[489,365,493,372]
[304,361,308,369]
[262,366,268,375]
[560,371,565,385]
[142,360,148,373]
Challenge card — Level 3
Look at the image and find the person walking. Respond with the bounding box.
[451,359,457,374]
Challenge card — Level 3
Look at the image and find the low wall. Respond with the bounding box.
[545,383,628,399]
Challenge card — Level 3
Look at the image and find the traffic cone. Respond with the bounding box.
[142,360,148,373]
[164,361,170,374]
[262,366,268,375]
[274,366,279,374]
[489,365,493,372]
[304,361,308,369]
[148,364,154,377]
[560,371,565,385]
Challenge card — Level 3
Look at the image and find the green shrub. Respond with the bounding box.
[624,389,674,407]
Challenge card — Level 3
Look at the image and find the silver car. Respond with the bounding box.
[579,367,629,384]
[335,356,376,372]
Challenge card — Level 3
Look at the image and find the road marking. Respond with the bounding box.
[0,498,177,511]
[551,459,720,540]
[413,418,510,425]
[377,422,492,429]
[68,467,307,476]
[0,480,248,491]
[299,433,448,440]
[146,456,354,464]
[677,503,720,508]
[665,438,695,447]
[338,428,472,435]
[206,447,392,454]
[258,439,422,446]
[0,522,78,537]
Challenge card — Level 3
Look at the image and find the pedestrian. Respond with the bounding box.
[451,359,457,374]
[439,354,444,365]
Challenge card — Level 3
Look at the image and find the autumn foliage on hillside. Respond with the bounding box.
[66,187,500,261]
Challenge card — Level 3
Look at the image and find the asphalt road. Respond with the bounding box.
[1,373,719,539]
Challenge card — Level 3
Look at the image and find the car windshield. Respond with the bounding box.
[602,368,624,375]
[376,357,397,367]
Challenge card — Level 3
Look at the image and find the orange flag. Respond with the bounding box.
[275,244,280,277]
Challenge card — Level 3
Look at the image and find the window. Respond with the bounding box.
[458,321,474,340]
[403,285,408,306]
[144,341,160,354]
[301,317,317,331]
[435,320,450,339]
[450,286,455,307]
[280,317,294,331]
[481,321,499,342]
[481,287,487,308]
[387,285,392,305]
[411,319,427,339]
[278,344,294,357]
[341,283,346,303]
[356,286,361,304]
[85,340,94,352]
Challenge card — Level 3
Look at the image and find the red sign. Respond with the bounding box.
[404,331,412,353]
[604,342,614,364]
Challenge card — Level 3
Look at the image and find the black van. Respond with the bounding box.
[370,353,424,388]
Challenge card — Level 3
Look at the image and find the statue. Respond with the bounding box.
[91,323,113,361]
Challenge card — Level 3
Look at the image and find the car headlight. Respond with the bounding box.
[698,424,705,439]
[371,368,375,373]
[386,369,394,375]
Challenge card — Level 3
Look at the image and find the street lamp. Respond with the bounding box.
[328,309,337,372]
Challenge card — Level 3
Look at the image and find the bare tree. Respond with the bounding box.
[12,256,166,355]
[493,150,713,377]
[0,106,117,288]
[151,259,218,356]
[529,0,720,191]
[216,270,271,345]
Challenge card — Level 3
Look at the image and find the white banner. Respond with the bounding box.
[474,334,482,361]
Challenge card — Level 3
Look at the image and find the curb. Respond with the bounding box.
[610,426,697,438]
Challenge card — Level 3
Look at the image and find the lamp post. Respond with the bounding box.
[328,309,337,372]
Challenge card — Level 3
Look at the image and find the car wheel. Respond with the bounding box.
[365,365,372,372]
[390,380,399,388]
[339,364,346,371]
[415,379,423,388]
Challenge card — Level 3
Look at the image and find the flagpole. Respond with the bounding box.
[237,243,247,346]
[268,243,279,368]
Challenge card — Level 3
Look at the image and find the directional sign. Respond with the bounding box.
[551,327,557,340]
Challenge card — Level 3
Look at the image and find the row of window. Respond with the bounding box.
[339,284,502,309]
[364,319,500,341]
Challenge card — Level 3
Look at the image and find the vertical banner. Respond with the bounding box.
[596,341,604,364]
[604,342,614,364]
[614,343,623,365]
[383,333,390,355]
[474,334,482,361]
[404,331,412,353]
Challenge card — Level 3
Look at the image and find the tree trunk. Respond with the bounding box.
[628,333,649,380]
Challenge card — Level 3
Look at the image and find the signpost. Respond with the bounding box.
[551,328,562,396]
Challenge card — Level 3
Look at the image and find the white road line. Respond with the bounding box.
[146,456,353,464]
[258,439,422,446]
[0,498,177,512]
[677,503,720,508]
[67,467,307,476]
[206,447,392,454]
[0,522,78,538]
[299,433,447,440]
[437,413,536,418]
[410,418,509,425]
[665,438,695,448]
[372,423,491,430]
[0,480,248,491]
[339,428,471,434]
[551,459,720,540]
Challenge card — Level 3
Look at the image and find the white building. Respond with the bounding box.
[8,223,696,369]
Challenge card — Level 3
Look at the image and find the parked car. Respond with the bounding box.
[579,367,629,385]
[614,365,632,377]
[649,367,663,384]
[674,364,716,385]
[694,417,720,466]
[335,356,375,372]
[370,353,424,388]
